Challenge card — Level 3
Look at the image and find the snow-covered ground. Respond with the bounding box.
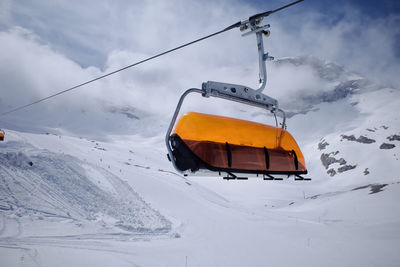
[1,57,400,267]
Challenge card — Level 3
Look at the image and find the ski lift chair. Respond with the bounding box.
[166,12,308,180]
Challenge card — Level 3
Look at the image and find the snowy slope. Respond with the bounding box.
[0,138,170,236]
[0,57,400,267]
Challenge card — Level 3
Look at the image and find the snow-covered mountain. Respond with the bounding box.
[1,56,399,266]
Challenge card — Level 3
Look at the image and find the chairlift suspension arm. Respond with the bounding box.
[256,30,268,92]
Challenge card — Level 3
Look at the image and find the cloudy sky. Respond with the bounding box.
[0,0,399,135]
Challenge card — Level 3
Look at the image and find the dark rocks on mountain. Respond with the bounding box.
[297,79,367,107]
[341,134,356,141]
[273,56,374,113]
[369,184,388,194]
[352,184,388,194]
[380,143,395,149]
[321,85,351,102]
[320,79,366,103]
[387,134,400,141]
[321,151,346,173]
[366,128,375,132]
[338,165,357,173]
[353,185,370,191]
[381,125,389,130]
[318,139,329,150]
[364,168,370,175]
[357,136,376,144]
[320,152,346,170]
[341,134,376,144]
[327,168,336,176]
[320,153,335,169]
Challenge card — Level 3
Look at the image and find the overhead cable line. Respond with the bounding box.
[0,23,239,117]
[0,0,303,117]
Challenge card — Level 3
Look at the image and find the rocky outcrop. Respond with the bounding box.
[320,152,346,169]
[352,184,388,194]
[341,134,375,144]
[387,134,400,141]
[380,143,396,149]
[327,168,336,176]
[338,165,357,173]
[318,139,329,150]
[320,151,357,176]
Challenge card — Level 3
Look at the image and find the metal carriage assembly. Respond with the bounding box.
[166,0,309,181]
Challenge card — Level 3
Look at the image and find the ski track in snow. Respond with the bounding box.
[0,140,171,242]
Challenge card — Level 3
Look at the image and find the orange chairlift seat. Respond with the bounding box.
[0,129,4,141]
[170,112,306,177]
[166,7,309,180]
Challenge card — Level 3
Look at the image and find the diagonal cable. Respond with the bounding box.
[0,22,241,117]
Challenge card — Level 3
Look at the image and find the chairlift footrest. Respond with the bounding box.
[223,172,248,180]
[263,174,283,180]
[295,174,311,181]
[223,176,248,180]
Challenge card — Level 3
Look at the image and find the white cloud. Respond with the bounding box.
[0,0,398,136]
[267,7,400,88]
